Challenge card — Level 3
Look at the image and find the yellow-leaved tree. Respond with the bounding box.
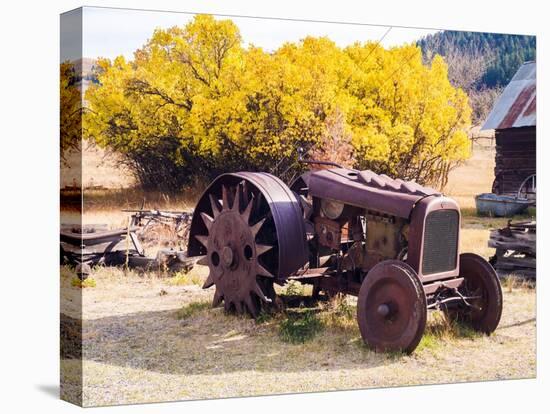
[84,14,471,192]
[345,44,471,186]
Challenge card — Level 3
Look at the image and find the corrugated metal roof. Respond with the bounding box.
[481,61,536,130]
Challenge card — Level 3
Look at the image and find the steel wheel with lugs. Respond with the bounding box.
[357,260,427,354]
[188,173,308,317]
[195,182,275,316]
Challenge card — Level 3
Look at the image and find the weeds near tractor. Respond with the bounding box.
[452,322,480,339]
[501,274,535,293]
[321,295,356,331]
[386,350,407,360]
[279,310,323,344]
[167,269,205,287]
[255,310,275,325]
[282,281,305,297]
[71,277,96,288]
[351,337,407,359]
[502,275,517,293]
[417,333,441,352]
[330,295,355,320]
[175,301,210,320]
[417,311,481,352]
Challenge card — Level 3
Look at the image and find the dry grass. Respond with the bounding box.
[444,142,495,209]
[81,187,201,212]
[60,268,535,406]
[175,301,212,320]
[166,267,209,287]
[501,273,536,293]
[61,141,135,189]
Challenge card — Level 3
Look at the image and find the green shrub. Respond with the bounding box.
[255,310,274,324]
[279,310,323,344]
[282,281,305,297]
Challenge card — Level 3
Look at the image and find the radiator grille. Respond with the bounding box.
[422,210,459,275]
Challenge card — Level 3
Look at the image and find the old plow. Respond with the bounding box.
[60,210,195,278]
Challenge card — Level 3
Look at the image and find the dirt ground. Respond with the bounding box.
[60,266,535,407]
[60,141,537,407]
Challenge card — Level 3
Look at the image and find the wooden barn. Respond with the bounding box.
[482,61,536,197]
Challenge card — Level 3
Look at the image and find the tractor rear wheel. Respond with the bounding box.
[443,253,503,334]
[357,260,427,354]
[188,173,308,317]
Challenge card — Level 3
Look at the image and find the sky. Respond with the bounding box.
[61,6,439,62]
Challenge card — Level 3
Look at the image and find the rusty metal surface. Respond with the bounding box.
[307,168,440,219]
[194,182,276,315]
[357,260,427,353]
[407,195,461,282]
[188,172,308,281]
[60,226,139,245]
[422,277,464,296]
[60,216,193,274]
[364,214,407,269]
[314,216,342,250]
[482,61,536,130]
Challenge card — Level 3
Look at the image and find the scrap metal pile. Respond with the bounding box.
[489,220,536,278]
[60,210,194,278]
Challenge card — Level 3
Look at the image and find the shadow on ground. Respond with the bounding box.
[63,287,536,380]
[76,306,393,376]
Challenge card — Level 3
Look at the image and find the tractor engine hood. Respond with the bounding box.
[306,168,441,219]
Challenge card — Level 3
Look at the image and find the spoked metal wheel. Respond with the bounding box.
[443,253,503,333]
[188,173,308,317]
[357,260,427,354]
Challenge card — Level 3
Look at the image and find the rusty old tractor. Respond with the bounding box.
[188,166,503,353]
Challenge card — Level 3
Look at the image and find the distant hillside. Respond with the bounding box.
[418,31,535,125]
[418,31,535,89]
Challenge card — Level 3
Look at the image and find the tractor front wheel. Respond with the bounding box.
[357,260,427,354]
[443,253,503,334]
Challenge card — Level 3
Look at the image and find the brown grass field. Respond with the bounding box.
[61,142,537,407]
